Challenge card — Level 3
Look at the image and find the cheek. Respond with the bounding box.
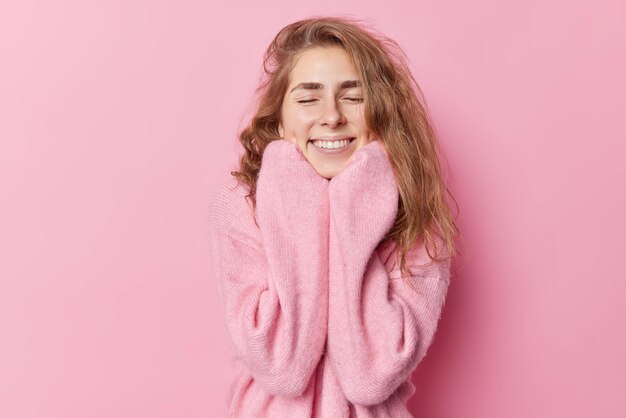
[345,108,367,126]
[284,110,316,132]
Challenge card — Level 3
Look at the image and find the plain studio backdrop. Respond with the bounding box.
[0,1,624,417]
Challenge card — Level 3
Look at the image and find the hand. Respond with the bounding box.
[328,140,399,243]
[262,137,305,163]
[329,139,398,205]
[276,134,305,158]
[256,138,330,255]
[262,138,328,183]
[257,138,329,207]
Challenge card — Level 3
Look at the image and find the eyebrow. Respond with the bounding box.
[289,80,362,94]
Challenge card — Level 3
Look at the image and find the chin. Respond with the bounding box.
[314,166,341,180]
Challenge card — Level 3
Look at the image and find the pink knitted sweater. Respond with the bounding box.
[207,139,451,417]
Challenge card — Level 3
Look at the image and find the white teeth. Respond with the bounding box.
[312,139,353,149]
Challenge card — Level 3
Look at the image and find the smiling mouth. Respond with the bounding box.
[308,138,356,149]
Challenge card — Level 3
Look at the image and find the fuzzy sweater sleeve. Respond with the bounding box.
[326,139,452,406]
[208,139,330,398]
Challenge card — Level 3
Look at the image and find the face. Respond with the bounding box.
[278,46,375,179]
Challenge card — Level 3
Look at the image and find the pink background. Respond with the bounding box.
[1,1,624,417]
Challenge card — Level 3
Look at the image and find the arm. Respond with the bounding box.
[208,139,330,397]
[326,140,451,406]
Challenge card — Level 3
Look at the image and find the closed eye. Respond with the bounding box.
[296,97,364,104]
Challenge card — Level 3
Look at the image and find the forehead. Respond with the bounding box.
[289,47,359,83]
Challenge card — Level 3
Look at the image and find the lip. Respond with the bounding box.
[307,137,356,155]
[309,136,355,142]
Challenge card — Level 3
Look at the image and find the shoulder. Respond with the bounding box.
[208,173,260,245]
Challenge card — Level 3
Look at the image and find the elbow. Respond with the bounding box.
[251,345,324,397]
[239,317,327,398]
[343,381,396,407]
[260,363,316,397]
[339,359,417,406]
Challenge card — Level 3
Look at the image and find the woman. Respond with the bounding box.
[208,15,460,417]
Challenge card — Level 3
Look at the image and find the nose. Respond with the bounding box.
[319,99,346,127]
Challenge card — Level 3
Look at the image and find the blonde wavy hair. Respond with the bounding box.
[230,15,460,289]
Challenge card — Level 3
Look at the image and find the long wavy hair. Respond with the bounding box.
[230,15,460,290]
